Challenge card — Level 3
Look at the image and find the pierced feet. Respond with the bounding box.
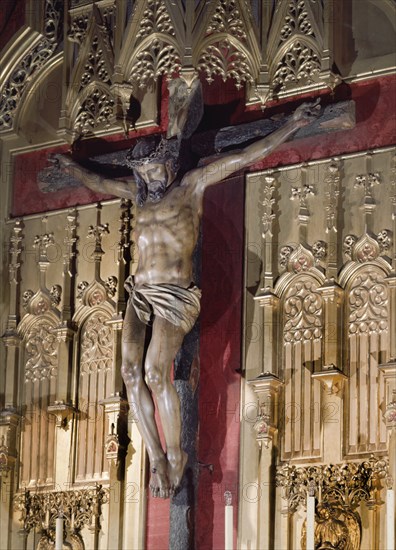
[149,456,170,499]
[149,450,188,498]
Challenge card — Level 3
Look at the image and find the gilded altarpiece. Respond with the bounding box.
[241,147,396,549]
[1,202,127,549]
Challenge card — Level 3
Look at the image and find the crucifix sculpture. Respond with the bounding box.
[57,79,324,498]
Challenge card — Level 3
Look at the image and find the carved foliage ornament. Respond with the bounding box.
[276,456,389,514]
[44,0,64,45]
[348,270,388,335]
[198,38,254,89]
[261,175,276,238]
[283,279,323,343]
[272,40,321,92]
[74,88,115,135]
[25,321,58,382]
[279,243,327,271]
[14,485,109,538]
[80,311,113,375]
[68,14,89,45]
[128,39,181,89]
[136,0,176,41]
[0,40,55,131]
[324,161,340,233]
[279,0,316,44]
[80,35,112,91]
[0,0,63,132]
[206,0,247,41]
[343,231,392,261]
[9,220,23,284]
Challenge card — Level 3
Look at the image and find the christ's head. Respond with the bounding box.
[126,136,179,205]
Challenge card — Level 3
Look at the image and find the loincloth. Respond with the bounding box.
[124,275,201,333]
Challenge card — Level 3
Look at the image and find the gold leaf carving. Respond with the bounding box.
[74,88,115,135]
[279,0,315,44]
[348,270,388,335]
[284,279,323,343]
[128,38,181,88]
[25,321,58,382]
[198,38,254,89]
[272,40,321,92]
[80,312,113,374]
[136,0,176,40]
[206,0,247,41]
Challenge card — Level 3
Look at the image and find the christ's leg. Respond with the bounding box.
[144,316,188,493]
[121,302,170,498]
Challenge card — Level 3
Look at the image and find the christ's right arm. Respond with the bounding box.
[56,154,137,200]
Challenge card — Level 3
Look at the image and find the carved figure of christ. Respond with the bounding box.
[57,100,319,498]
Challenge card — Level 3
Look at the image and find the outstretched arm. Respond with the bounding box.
[55,154,137,200]
[183,100,320,198]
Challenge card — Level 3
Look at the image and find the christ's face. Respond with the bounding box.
[136,161,175,203]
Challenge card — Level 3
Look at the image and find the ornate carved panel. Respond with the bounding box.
[20,318,58,488]
[0,0,63,133]
[281,275,323,460]
[346,265,389,455]
[75,310,114,481]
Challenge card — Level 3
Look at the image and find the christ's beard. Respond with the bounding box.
[147,181,167,202]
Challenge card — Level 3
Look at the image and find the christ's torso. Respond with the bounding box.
[133,185,200,288]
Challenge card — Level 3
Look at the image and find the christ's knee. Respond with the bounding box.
[145,363,167,394]
[121,360,143,389]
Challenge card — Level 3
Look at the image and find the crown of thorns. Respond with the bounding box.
[126,136,180,168]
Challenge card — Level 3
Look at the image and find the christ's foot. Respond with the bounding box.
[167,449,188,493]
[149,457,170,499]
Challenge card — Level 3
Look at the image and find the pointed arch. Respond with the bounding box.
[277,272,325,460]
[341,261,390,456]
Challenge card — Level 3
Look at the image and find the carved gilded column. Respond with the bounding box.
[354,153,381,234]
[381,152,396,488]
[254,174,279,377]
[384,152,396,361]
[314,161,346,463]
[290,164,315,244]
[248,374,283,549]
[1,220,23,547]
[50,209,78,424]
[3,220,23,410]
